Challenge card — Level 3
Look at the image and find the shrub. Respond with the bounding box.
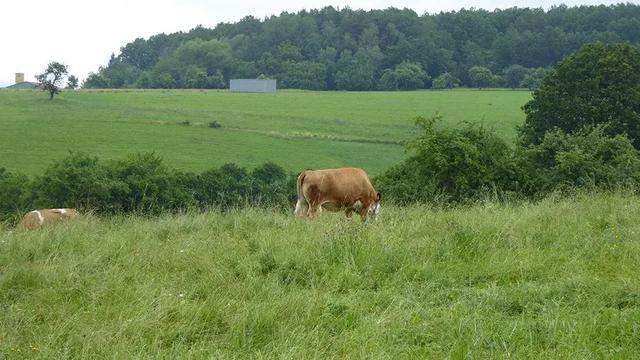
[250,162,293,208]
[520,67,548,90]
[432,72,458,90]
[503,64,527,89]
[468,66,494,89]
[0,168,30,223]
[516,126,640,196]
[193,163,252,210]
[378,61,429,90]
[208,121,221,128]
[520,43,640,147]
[106,153,196,213]
[29,152,196,214]
[376,114,519,203]
[29,153,118,212]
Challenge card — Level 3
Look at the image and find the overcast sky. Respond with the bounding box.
[0,0,629,86]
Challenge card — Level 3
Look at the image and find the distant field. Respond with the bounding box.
[1,193,638,357]
[0,89,530,175]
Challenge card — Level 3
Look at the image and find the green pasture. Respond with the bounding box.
[1,193,638,357]
[0,89,530,175]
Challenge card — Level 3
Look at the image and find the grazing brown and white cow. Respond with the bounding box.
[294,168,381,222]
[17,208,80,230]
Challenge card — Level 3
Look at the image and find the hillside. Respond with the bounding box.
[1,193,638,357]
[0,89,529,175]
[85,4,640,90]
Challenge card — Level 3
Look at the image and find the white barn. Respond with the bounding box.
[230,79,277,93]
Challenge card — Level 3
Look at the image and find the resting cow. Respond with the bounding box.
[294,168,381,222]
[17,208,80,230]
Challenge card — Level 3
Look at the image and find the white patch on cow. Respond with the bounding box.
[33,210,44,226]
[353,200,363,211]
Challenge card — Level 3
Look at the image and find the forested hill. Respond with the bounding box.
[84,4,640,90]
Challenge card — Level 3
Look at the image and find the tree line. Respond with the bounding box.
[83,4,640,90]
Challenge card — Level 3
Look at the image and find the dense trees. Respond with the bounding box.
[83,4,640,90]
[519,43,640,148]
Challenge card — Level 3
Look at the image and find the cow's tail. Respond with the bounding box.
[294,170,309,216]
[296,170,308,199]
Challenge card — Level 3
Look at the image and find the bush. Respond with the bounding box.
[193,163,252,210]
[29,153,118,212]
[431,72,458,90]
[28,152,195,214]
[0,153,296,221]
[378,61,429,90]
[106,153,196,213]
[468,66,494,89]
[376,114,519,203]
[520,43,640,147]
[250,162,293,208]
[0,168,30,223]
[208,121,221,128]
[503,64,527,89]
[520,67,548,90]
[516,126,640,196]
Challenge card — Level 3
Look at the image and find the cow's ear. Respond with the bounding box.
[377,192,381,201]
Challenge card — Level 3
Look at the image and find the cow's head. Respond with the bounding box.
[367,192,381,221]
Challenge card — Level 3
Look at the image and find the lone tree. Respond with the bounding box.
[519,43,640,147]
[36,62,68,99]
[66,75,78,89]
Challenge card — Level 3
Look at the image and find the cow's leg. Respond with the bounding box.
[345,208,353,218]
[359,203,370,222]
[307,203,320,218]
[294,198,309,218]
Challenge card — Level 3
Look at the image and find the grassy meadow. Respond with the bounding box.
[0,89,529,175]
[1,193,639,358]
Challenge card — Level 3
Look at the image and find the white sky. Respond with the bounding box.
[0,0,629,86]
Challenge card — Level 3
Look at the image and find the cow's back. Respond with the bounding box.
[17,208,79,230]
[302,168,375,206]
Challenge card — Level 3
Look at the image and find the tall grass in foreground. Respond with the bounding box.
[1,193,639,358]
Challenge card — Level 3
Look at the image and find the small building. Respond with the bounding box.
[4,73,38,89]
[230,79,276,93]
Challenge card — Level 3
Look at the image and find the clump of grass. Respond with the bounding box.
[178,120,191,126]
[1,193,639,357]
[208,121,221,128]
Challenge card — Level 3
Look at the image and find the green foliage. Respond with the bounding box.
[520,43,640,147]
[83,72,111,88]
[8,152,295,220]
[35,62,68,99]
[66,75,79,89]
[335,48,381,91]
[378,61,429,90]
[468,66,493,89]
[517,126,640,196]
[520,67,548,90]
[376,114,518,203]
[0,168,29,223]
[503,65,526,89]
[83,4,640,90]
[431,72,458,89]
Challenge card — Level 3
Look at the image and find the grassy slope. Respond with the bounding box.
[1,193,638,358]
[0,89,529,175]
